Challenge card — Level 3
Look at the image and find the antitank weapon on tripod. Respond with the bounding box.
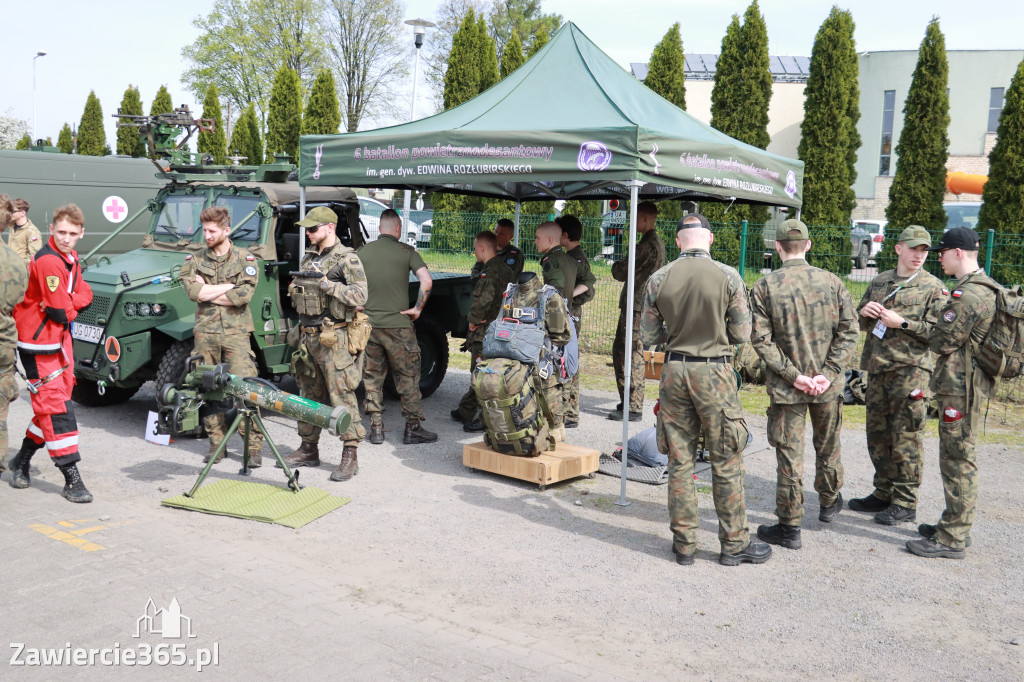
[156,357,351,496]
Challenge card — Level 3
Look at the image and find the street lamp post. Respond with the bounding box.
[32,50,47,144]
[402,19,435,234]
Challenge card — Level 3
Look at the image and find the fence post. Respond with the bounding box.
[739,220,749,278]
[985,228,995,276]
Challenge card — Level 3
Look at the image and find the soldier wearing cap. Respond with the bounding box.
[641,213,771,567]
[179,206,264,466]
[280,206,369,481]
[849,226,947,525]
[750,219,858,551]
[907,227,997,559]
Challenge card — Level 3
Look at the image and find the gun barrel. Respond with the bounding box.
[223,376,351,437]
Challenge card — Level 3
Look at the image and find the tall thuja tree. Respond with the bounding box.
[443,9,481,110]
[882,17,950,271]
[150,85,174,115]
[198,84,228,164]
[77,91,107,156]
[980,57,1024,284]
[230,103,263,166]
[301,69,341,135]
[265,66,302,163]
[799,7,860,275]
[116,85,145,157]
[477,13,499,93]
[644,23,686,110]
[500,30,525,78]
[527,25,549,57]
[57,123,73,153]
[15,134,31,149]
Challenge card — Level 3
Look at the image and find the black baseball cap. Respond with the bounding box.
[927,227,980,252]
[677,213,710,231]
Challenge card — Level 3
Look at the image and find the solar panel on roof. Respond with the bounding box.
[779,55,799,73]
[769,55,785,74]
[794,56,810,73]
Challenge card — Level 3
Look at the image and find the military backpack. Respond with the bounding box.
[472,357,555,457]
[972,281,1024,379]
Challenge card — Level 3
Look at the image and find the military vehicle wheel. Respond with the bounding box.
[855,244,868,269]
[383,314,449,400]
[154,339,206,438]
[71,380,140,407]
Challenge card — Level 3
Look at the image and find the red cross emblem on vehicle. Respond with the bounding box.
[103,196,128,223]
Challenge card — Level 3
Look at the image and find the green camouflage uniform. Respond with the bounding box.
[927,270,997,549]
[539,245,577,427]
[510,274,570,422]
[472,243,525,281]
[565,244,596,422]
[455,255,515,420]
[641,249,752,555]
[613,229,666,412]
[858,268,947,509]
[358,234,428,425]
[7,219,43,264]
[293,241,369,446]
[750,258,858,525]
[0,241,30,470]
[180,243,263,454]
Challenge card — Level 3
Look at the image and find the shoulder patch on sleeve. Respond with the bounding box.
[941,288,949,296]
[943,309,957,323]
[30,236,38,242]
[952,290,962,298]
[244,265,257,276]
[185,255,192,260]
[507,258,516,266]
[246,254,256,261]
[349,256,360,264]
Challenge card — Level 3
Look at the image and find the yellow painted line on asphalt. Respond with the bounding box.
[29,521,106,552]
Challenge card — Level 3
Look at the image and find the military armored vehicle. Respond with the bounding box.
[71,107,472,409]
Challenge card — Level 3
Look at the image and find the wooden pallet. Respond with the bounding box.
[463,441,601,490]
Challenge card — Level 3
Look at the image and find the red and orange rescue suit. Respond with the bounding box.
[14,236,92,466]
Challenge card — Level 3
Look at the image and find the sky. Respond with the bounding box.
[2,0,1022,148]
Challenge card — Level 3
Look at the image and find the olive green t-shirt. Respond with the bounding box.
[357,234,427,329]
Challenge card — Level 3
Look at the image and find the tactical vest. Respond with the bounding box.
[289,246,352,320]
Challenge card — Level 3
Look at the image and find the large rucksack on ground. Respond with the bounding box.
[472,357,555,457]
[973,282,1024,379]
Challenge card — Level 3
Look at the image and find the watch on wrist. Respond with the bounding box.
[900,320,909,330]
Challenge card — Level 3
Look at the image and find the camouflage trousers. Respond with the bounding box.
[766,400,844,525]
[865,366,931,509]
[564,308,584,422]
[195,333,263,454]
[0,366,17,472]
[363,326,424,425]
[657,361,751,554]
[295,330,366,446]
[934,370,993,549]
[612,309,645,412]
[455,340,483,420]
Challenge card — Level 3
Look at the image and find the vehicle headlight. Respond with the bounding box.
[151,303,164,315]
[124,302,137,317]
[138,303,152,317]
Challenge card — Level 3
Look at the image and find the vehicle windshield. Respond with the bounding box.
[151,194,262,245]
[945,204,981,231]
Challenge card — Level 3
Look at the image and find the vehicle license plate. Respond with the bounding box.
[71,322,104,344]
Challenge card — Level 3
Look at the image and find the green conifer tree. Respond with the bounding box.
[197,84,228,165]
[882,18,950,271]
[501,31,525,78]
[301,70,341,135]
[150,85,174,115]
[644,23,686,110]
[77,91,107,157]
[265,66,302,163]
[229,104,264,167]
[980,57,1024,284]
[443,9,481,110]
[477,14,499,93]
[799,7,860,275]
[116,85,146,157]
[57,123,73,154]
[16,134,31,150]
[528,26,549,57]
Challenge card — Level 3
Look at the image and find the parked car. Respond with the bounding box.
[944,201,982,232]
[851,220,886,269]
[357,195,427,248]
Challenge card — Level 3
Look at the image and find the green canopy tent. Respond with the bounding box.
[298,22,804,504]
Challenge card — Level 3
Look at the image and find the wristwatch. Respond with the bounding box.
[900,320,909,330]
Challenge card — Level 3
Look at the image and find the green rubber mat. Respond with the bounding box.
[162,479,349,528]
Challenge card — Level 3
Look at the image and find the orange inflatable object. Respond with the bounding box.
[946,172,987,195]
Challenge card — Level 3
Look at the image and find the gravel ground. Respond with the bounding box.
[7,369,1023,680]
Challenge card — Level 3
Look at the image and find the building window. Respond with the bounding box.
[989,87,1005,133]
[878,90,896,176]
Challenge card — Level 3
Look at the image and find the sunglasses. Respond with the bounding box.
[305,223,327,233]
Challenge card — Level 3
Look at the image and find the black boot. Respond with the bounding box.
[59,463,93,503]
[8,439,40,489]
[757,523,802,549]
[403,421,438,444]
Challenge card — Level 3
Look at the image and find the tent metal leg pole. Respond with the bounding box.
[616,181,643,508]
[514,201,521,246]
[299,186,306,264]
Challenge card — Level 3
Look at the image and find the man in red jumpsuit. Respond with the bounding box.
[9,204,94,503]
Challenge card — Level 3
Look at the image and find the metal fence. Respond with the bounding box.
[415,212,1024,400]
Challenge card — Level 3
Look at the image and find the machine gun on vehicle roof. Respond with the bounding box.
[113,105,214,172]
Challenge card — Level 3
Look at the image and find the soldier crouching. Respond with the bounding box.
[280,207,368,481]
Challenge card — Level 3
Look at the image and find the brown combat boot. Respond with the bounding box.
[203,442,226,464]
[329,446,359,481]
[246,449,262,469]
[277,442,321,468]
[368,422,385,444]
[403,421,438,444]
